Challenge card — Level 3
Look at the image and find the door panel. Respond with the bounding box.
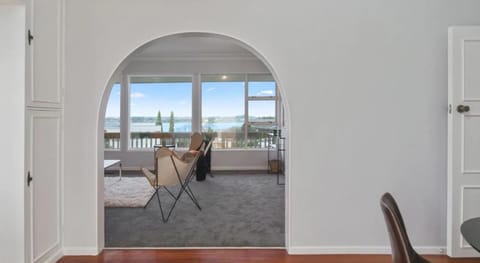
[463,115,480,172]
[447,26,480,257]
[26,110,62,262]
[464,41,480,99]
[26,0,63,108]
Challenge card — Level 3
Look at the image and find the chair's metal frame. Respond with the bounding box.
[144,146,203,222]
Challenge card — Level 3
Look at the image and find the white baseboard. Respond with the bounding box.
[63,247,100,256]
[41,248,63,263]
[287,246,446,255]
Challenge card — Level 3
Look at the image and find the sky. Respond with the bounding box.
[105,80,276,118]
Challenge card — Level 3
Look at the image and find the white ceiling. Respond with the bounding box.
[130,33,257,60]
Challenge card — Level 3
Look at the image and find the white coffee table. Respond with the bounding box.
[104,159,122,179]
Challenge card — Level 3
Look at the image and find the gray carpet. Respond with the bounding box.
[105,173,285,247]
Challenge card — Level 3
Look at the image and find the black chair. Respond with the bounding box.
[195,140,213,181]
[380,193,431,263]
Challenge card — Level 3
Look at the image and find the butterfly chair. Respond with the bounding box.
[189,132,203,151]
[181,132,205,163]
[380,193,431,263]
[142,147,202,222]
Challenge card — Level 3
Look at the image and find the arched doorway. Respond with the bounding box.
[98,32,290,248]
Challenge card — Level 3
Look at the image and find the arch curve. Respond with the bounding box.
[97,31,290,248]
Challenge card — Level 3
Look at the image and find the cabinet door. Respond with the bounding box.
[26,0,63,108]
[25,110,62,263]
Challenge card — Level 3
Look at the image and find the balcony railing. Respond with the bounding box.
[104,132,120,149]
[104,131,274,150]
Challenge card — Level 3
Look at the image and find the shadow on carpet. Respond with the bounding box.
[105,173,285,247]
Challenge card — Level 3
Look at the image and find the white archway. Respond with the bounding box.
[97,32,291,249]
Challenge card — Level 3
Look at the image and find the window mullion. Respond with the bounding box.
[120,74,130,151]
[275,85,279,125]
[244,74,248,144]
[192,74,201,133]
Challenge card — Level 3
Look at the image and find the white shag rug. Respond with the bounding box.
[104,177,155,208]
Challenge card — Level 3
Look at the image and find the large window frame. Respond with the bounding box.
[245,74,277,143]
[104,73,278,151]
[127,75,193,150]
[201,73,278,149]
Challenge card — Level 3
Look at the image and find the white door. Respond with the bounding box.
[447,26,480,257]
[25,110,62,263]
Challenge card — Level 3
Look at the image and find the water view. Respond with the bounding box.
[104,117,243,133]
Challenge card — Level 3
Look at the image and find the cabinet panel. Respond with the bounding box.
[26,110,62,263]
[26,0,63,108]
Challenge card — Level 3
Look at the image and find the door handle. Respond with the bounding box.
[457,105,470,113]
[27,171,33,187]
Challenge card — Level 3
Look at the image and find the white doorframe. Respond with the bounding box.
[447,26,480,257]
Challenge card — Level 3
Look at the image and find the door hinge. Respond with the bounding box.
[27,171,33,187]
[449,104,452,114]
[28,30,34,46]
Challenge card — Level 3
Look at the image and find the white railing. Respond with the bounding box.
[104,131,273,150]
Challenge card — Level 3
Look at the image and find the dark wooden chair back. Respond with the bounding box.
[380,193,430,263]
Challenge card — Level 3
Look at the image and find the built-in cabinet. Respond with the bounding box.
[25,110,62,262]
[25,0,64,262]
[26,0,63,108]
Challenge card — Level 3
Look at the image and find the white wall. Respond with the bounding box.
[0,4,25,262]
[63,0,480,254]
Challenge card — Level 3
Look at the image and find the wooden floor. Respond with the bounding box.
[58,249,480,263]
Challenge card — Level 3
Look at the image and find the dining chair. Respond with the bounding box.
[142,147,202,222]
[380,192,431,263]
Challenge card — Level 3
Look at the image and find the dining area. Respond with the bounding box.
[380,192,480,263]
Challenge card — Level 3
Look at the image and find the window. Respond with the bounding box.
[248,101,276,123]
[104,83,120,149]
[247,74,276,124]
[129,76,192,149]
[202,74,245,148]
[248,76,276,97]
[104,74,278,151]
[202,74,277,149]
[246,74,276,148]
